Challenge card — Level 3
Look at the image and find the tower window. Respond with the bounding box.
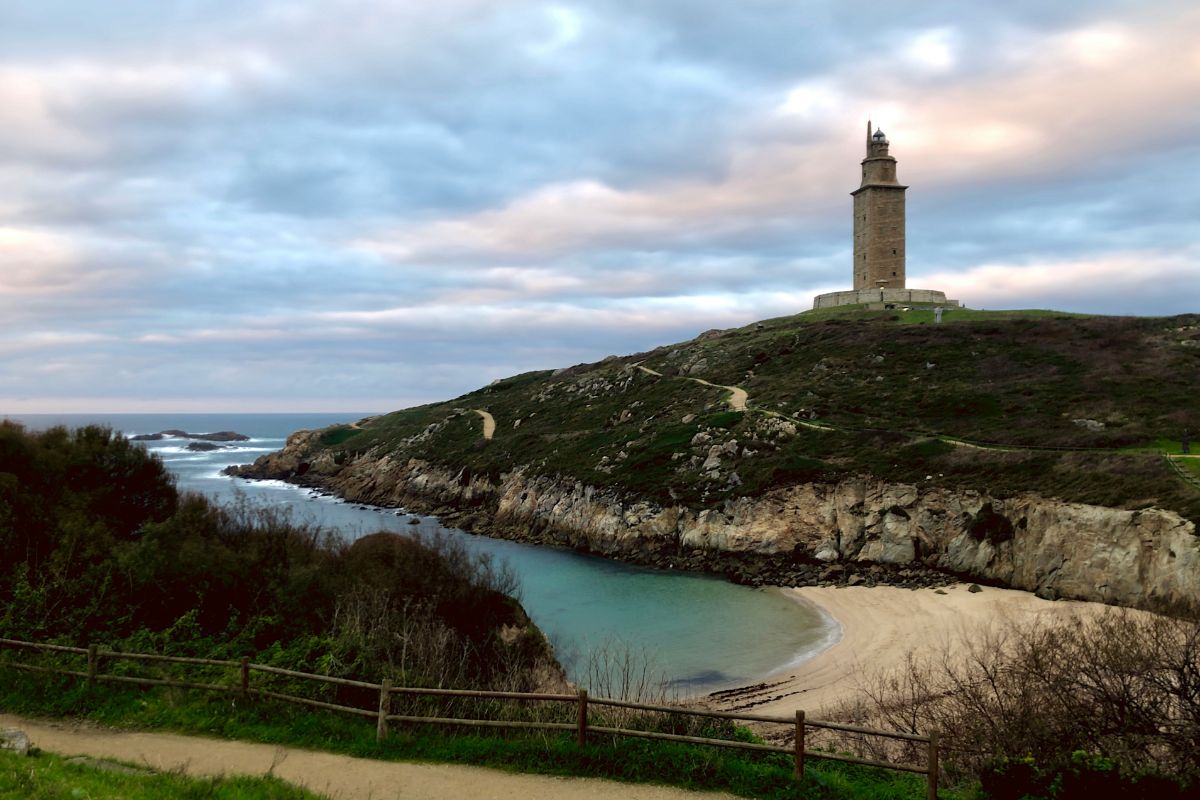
[892,271,896,276]
[892,249,897,255]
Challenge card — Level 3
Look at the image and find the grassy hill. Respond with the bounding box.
[300,308,1200,524]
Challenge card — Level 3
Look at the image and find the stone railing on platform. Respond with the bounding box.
[813,288,960,310]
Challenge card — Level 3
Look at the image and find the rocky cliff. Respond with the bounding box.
[232,429,1200,613]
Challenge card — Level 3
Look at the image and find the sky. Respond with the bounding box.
[1,1,1198,413]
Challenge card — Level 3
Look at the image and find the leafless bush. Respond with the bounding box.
[578,637,670,704]
[330,587,472,688]
[408,531,522,601]
[829,610,1200,785]
[570,637,737,739]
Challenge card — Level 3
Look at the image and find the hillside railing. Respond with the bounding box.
[0,636,940,799]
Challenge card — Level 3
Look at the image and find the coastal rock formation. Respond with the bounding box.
[132,430,249,442]
[230,433,1200,613]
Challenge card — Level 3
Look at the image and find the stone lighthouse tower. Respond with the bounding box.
[852,121,906,290]
[811,122,958,310]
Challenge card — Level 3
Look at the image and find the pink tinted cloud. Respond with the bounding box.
[358,9,1199,265]
[0,227,83,295]
[921,249,1199,310]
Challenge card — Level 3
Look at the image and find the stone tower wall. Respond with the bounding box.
[852,186,906,289]
[851,123,907,291]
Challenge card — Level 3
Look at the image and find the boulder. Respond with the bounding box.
[0,729,29,756]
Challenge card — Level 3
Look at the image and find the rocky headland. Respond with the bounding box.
[228,309,1200,613]
[229,429,1198,612]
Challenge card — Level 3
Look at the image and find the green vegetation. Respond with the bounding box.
[0,670,943,800]
[0,422,553,691]
[318,426,362,447]
[789,306,1089,325]
[293,310,1200,523]
[0,749,320,800]
[709,410,745,428]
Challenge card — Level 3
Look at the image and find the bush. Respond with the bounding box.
[833,611,1200,794]
[708,411,744,429]
[320,426,361,447]
[0,422,555,693]
[981,751,1190,799]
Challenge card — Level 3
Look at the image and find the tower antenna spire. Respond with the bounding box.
[866,119,872,152]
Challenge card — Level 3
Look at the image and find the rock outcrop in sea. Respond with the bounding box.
[132,430,249,442]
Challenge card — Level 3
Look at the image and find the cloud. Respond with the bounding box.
[901,27,960,74]
[0,0,1196,411]
[0,228,82,294]
[924,250,1200,315]
[356,6,1200,271]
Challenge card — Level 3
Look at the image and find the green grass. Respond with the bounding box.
[244,309,1200,525]
[0,670,956,800]
[318,427,361,447]
[785,305,1089,325]
[0,749,320,800]
[708,411,745,429]
[1139,436,1194,455]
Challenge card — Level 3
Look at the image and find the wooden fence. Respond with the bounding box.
[0,637,940,798]
[1166,455,1200,491]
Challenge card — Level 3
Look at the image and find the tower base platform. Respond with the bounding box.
[812,288,960,310]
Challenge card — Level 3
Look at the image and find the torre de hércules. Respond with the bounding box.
[813,122,959,310]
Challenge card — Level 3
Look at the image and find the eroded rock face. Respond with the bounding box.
[229,438,1200,613]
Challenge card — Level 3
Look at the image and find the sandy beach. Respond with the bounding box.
[707,583,1129,718]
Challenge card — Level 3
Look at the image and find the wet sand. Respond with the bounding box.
[706,583,1127,718]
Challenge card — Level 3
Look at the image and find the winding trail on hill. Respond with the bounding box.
[1,714,734,800]
[634,364,747,413]
[685,378,748,413]
[634,360,1198,493]
[473,409,496,440]
[453,361,1195,496]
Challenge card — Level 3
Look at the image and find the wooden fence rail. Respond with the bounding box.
[1166,454,1200,491]
[0,637,939,798]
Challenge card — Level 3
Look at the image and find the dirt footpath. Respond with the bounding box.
[2,714,734,800]
[473,409,496,440]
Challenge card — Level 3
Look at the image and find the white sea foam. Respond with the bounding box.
[775,593,843,672]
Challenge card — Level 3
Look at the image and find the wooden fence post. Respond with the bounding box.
[86,644,98,686]
[576,688,588,747]
[376,679,391,743]
[240,657,250,700]
[927,731,939,800]
[794,710,805,780]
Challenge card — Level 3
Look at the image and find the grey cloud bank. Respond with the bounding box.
[1,0,1197,412]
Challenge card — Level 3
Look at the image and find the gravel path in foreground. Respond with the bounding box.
[1,714,734,800]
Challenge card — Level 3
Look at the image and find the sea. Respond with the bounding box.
[5,412,836,695]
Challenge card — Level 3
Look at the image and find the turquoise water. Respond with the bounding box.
[6,413,834,694]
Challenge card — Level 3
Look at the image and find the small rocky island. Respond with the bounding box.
[131,429,250,442]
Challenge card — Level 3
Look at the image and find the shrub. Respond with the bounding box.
[832,611,1200,794]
